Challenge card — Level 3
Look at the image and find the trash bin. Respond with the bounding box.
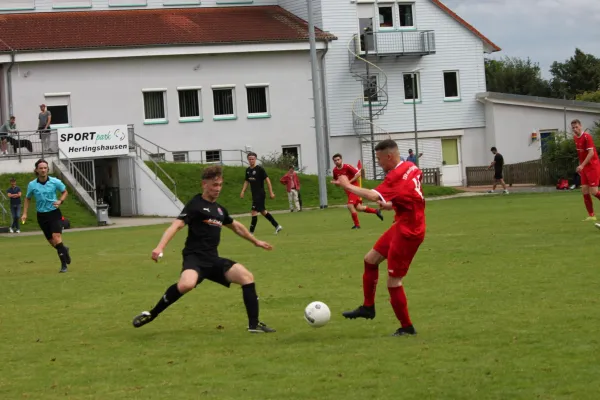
[96,203,110,226]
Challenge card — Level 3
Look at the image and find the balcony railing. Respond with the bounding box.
[355,30,436,57]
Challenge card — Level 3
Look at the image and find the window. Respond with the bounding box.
[398,4,414,28]
[173,152,188,162]
[52,0,92,8]
[443,71,460,100]
[1,0,34,10]
[177,88,202,122]
[246,85,270,117]
[149,153,165,162]
[212,86,236,120]
[163,0,198,5]
[378,5,394,28]
[205,150,221,163]
[44,93,71,129]
[143,90,167,123]
[363,75,379,103]
[403,73,420,102]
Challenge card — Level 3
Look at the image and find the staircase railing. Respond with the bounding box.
[133,141,178,198]
[348,33,392,179]
[0,190,9,226]
[58,147,97,206]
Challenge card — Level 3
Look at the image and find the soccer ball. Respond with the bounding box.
[304,301,331,328]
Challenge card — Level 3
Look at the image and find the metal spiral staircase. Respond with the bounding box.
[347,32,391,179]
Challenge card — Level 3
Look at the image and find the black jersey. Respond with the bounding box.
[494,153,504,172]
[177,194,233,256]
[245,165,268,197]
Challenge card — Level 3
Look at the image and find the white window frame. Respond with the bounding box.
[177,86,203,123]
[109,0,147,6]
[211,85,237,121]
[377,4,395,30]
[205,150,222,164]
[172,151,189,163]
[44,92,72,129]
[163,0,199,5]
[245,83,271,119]
[443,71,461,102]
[142,88,168,124]
[397,3,416,30]
[402,72,421,103]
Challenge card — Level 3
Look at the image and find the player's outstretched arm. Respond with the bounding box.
[350,169,362,183]
[332,175,379,202]
[226,220,273,250]
[151,219,186,262]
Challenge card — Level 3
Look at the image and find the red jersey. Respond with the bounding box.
[333,164,360,188]
[372,162,426,239]
[574,132,600,169]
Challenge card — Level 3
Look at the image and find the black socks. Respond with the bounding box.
[150,284,184,318]
[264,213,279,228]
[242,283,259,328]
[250,216,258,233]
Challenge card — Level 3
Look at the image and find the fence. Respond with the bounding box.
[466,159,579,186]
[1,129,58,161]
[360,162,441,185]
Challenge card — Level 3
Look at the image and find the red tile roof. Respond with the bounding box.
[430,0,501,52]
[0,6,336,52]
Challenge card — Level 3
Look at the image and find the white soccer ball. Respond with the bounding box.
[304,301,331,328]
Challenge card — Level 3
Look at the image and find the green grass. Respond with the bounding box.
[0,173,97,231]
[2,191,600,399]
[152,162,461,214]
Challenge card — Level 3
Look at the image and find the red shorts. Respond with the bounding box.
[373,226,423,278]
[580,166,600,187]
[347,192,362,206]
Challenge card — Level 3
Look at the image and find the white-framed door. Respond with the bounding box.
[441,137,463,186]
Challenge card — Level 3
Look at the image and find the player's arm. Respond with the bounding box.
[332,175,380,202]
[265,177,275,198]
[21,183,34,222]
[349,169,362,184]
[240,180,248,198]
[54,179,68,207]
[225,220,272,250]
[151,219,186,261]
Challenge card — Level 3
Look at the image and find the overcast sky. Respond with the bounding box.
[441,0,600,78]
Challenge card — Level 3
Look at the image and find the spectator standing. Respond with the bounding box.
[6,178,22,233]
[37,104,52,152]
[280,166,302,212]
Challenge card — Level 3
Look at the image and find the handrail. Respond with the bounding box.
[135,143,178,198]
[57,147,97,205]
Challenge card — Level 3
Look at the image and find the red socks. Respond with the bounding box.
[364,207,378,214]
[584,194,594,216]
[351,212,360,227]
[595,192,600,201]
[388,286,412,328]
[363,262,379,307]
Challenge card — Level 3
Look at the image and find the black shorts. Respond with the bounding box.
[37,209,63,240]
[494,170,503,180]
[182,253,236,288]
[251,195,266,212]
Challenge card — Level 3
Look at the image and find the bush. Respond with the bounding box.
[259,151,306,173]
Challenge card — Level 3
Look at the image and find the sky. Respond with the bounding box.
[441,0,600,78]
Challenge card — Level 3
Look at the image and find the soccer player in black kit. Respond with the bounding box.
[132,165,276,333]
[240,152,283,234]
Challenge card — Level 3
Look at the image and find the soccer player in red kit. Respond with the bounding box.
[572,119,600,221]
[332,153,383,229]
[332,140,425,336]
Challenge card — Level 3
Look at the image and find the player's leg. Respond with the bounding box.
[580,171,596,220]
[222,261,276,333]
[250,208,259,234]
[260,209,282,234]
[387,237,423,337]
[499,178,508,193]
[347,202,360,228]
[342,228,392,320]
[49,212,70,270]
[132,257,200,328]
[355,200,383,221]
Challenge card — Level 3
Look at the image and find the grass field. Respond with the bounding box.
[1,192,600,399]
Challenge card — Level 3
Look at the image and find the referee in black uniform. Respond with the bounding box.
[133,165,276,333]
[240,152,282,235]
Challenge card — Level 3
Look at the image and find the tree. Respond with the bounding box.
[576,91,600,103]
[550,49,600,99]
[485,57,552,97]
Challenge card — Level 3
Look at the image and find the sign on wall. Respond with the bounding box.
[58,125,129,159]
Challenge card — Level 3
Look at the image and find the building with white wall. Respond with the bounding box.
[8,0,582,190]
